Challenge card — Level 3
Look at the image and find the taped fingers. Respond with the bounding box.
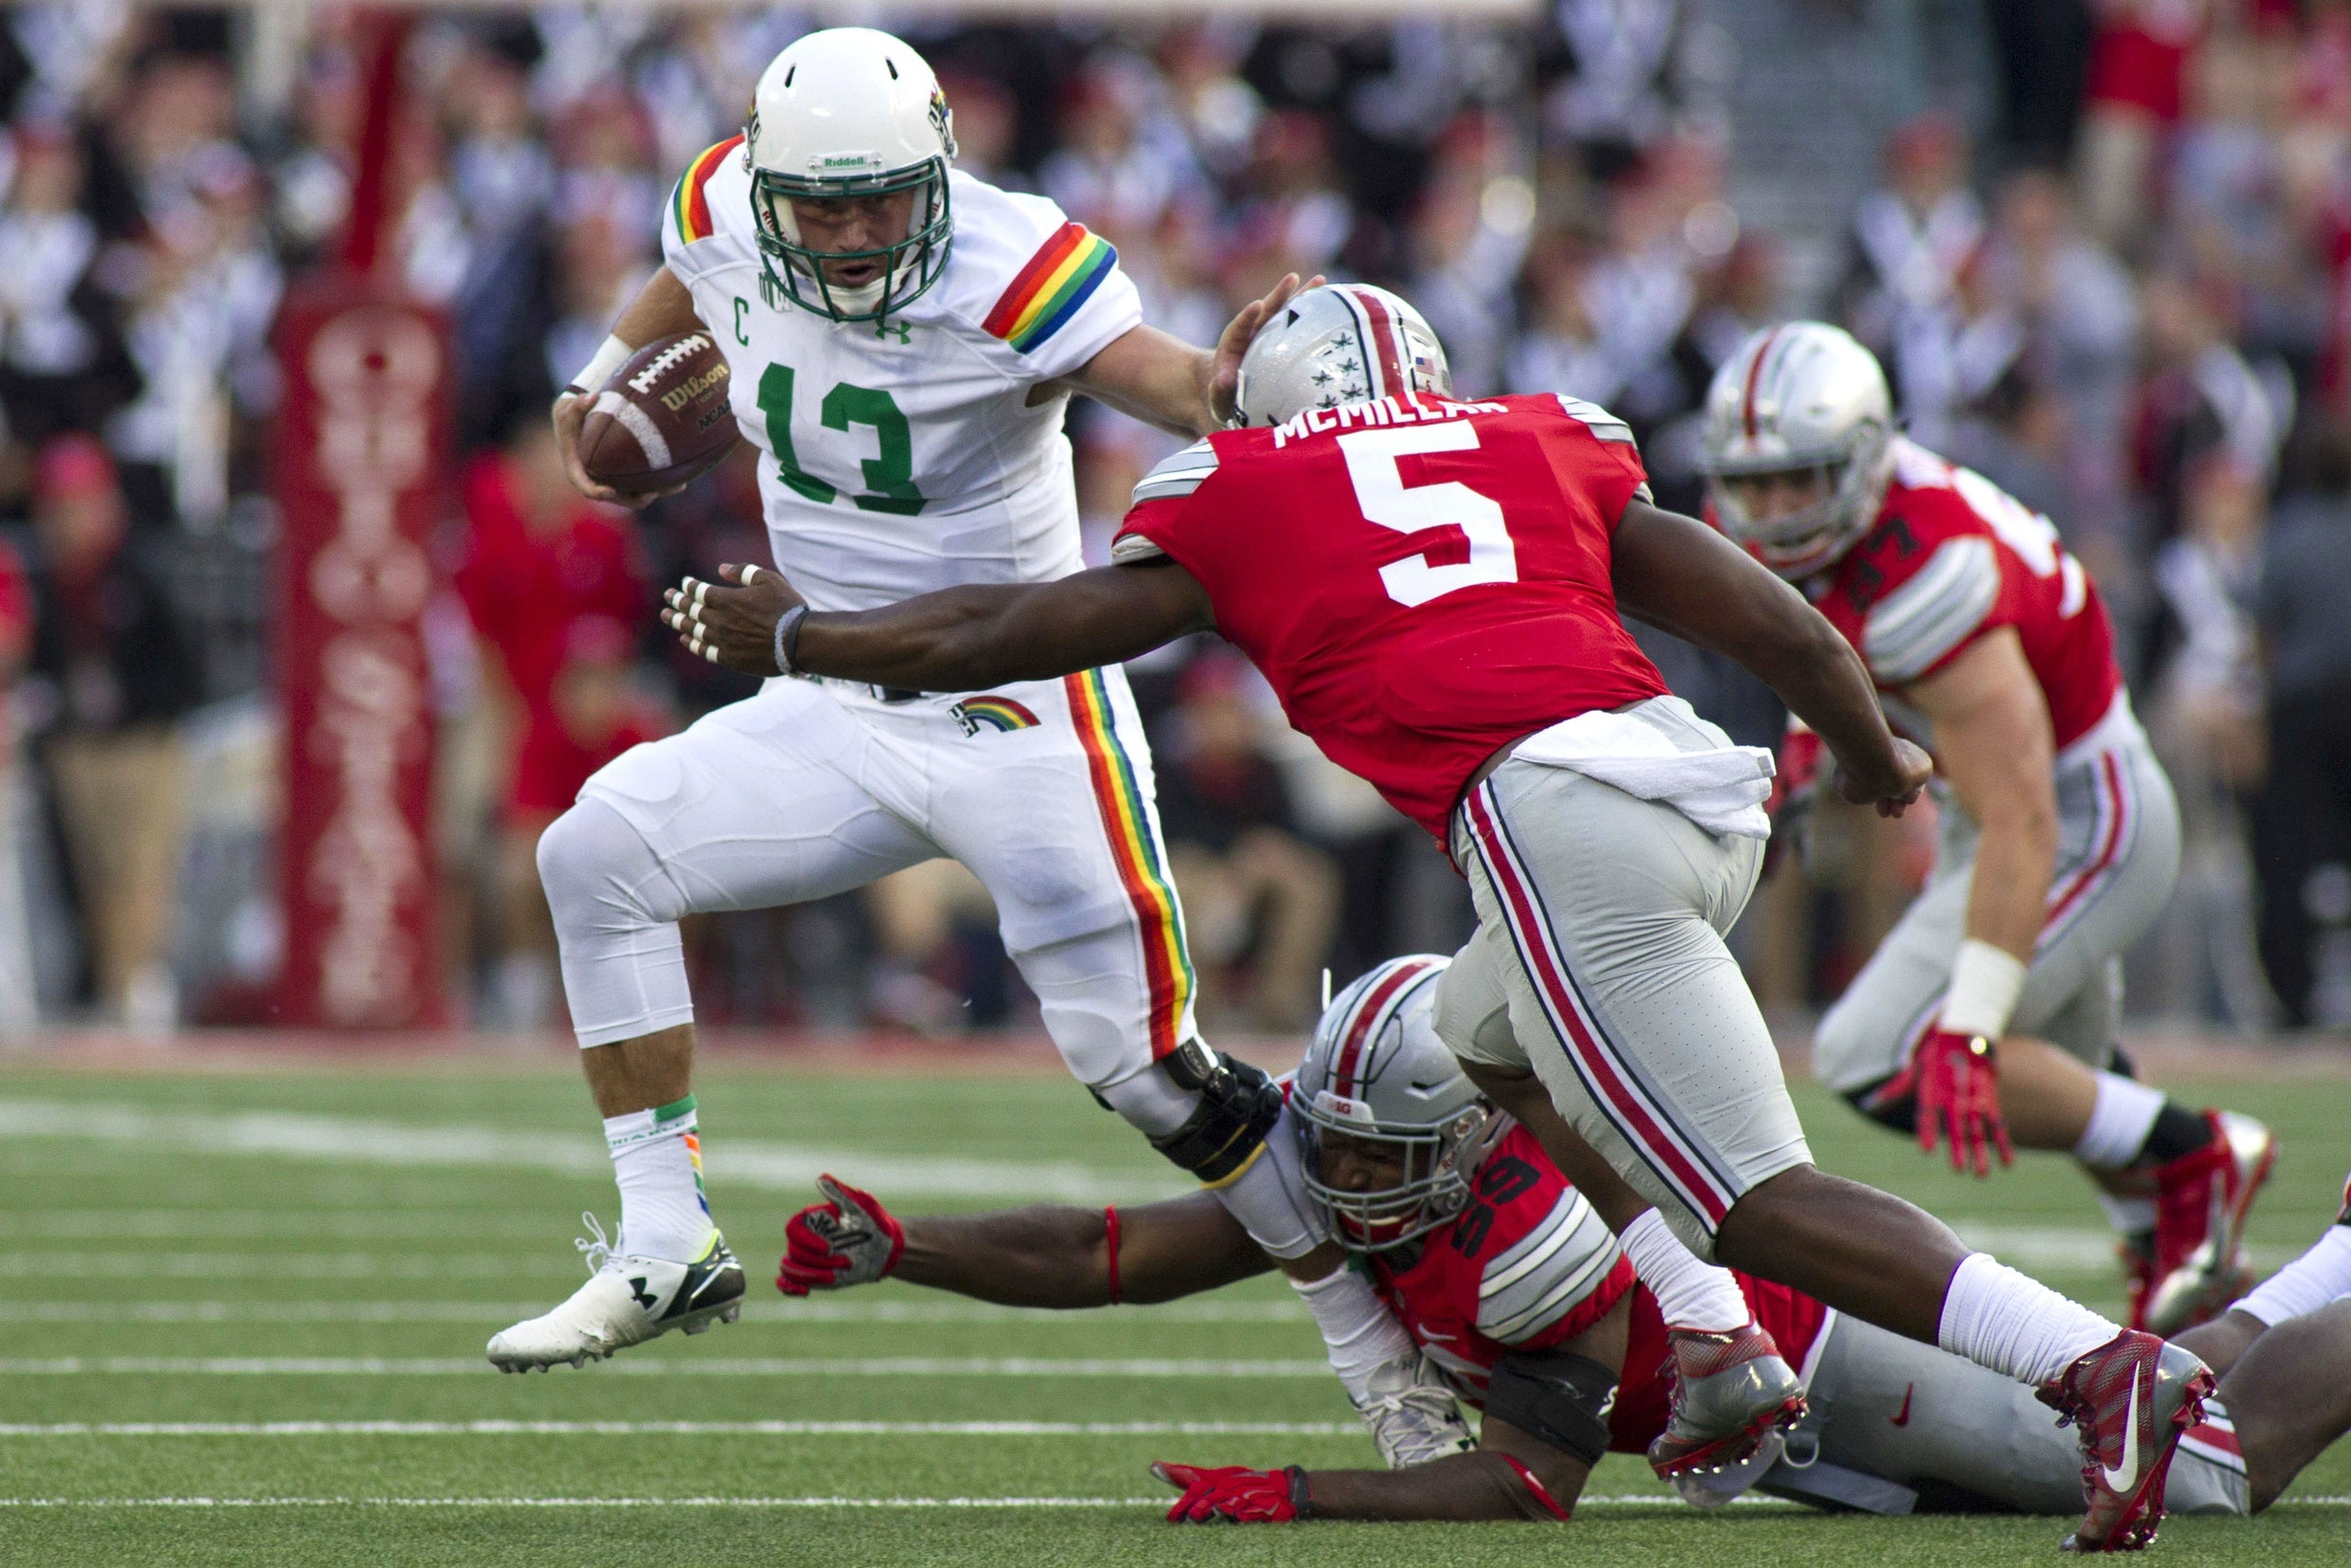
[663,578,721,663]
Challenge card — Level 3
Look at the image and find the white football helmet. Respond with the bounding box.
[1697,321,1896,578]
[744,27,957,323]
[1232,283,1450,428]
[1294,955,1491,1252]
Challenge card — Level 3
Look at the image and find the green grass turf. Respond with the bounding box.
[0,1055,2346,1565]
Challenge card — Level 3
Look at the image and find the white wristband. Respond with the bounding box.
[1939,939,2027,1040]
[568,334,634,395]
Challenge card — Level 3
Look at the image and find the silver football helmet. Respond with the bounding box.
[1295,955,1490,1252]
[1232,283,1451,428]
[1697,321,1896,578]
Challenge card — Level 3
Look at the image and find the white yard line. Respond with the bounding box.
[0,1356,1331,1377]
[0,1493,1750,1509]
[0,1254,592,1278]
[0,1420,1357,1437]
[0,1100,1184,1203]
[0,1493,2343,1511]
[0,1212,562,1240]
[0,1495,1176,1509]
[0,1299,1306,1324]
[0,1103,2304,1269]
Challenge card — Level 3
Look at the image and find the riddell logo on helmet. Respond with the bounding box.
[814,151,883,171]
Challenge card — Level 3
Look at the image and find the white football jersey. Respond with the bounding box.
[662,137,1144,611]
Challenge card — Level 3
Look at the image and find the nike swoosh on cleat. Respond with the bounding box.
[2101,1378,2142,1491]
[1889,1384,1913,1427]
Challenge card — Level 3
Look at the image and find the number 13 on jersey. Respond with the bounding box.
[756,364,927,517]
[1340,423,1518,608]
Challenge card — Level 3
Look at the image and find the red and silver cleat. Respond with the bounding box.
[1646,1322,1809,1484]
[2037,1328,2214,1552]
[2141,1112,2277,1336]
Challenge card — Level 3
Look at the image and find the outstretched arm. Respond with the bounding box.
[1610,501,1929,812]
[665,558,1213,690]
[777,1178,1269,1308]
[1055,272,1321,437]
[896,1192,1271,1308]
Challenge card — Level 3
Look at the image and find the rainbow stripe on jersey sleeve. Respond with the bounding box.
[671,136,743,245]
[982,223,1119,353]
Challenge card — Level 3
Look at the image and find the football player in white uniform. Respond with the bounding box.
[486,28,1452,1455]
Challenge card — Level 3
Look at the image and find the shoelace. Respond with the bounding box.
[574,1212,618,1277]
[1360,1383,1471,1465]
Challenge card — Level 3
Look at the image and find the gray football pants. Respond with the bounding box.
[1435,743,1811,1261]
[1813,732,2180,1098]
[1796,1312,2247,1515]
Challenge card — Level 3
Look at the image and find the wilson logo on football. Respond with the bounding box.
[660,364,730,411]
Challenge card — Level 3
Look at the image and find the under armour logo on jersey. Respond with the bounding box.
[874,319,912,345]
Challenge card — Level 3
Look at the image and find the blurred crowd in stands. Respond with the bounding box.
[0,1,2348,1040]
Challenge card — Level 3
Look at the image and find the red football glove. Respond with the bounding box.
[1912,1030,2014,1177]
[777,1175,904,1296]
[1151,1462,1306,1523]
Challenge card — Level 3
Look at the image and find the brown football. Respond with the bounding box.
[578,331,740,494]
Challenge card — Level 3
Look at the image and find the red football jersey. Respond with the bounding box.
[1115,393,1668,840]
[1809,440,2123,752]
[1367,1122,1637,1403]
[1352,1117,1830,1457]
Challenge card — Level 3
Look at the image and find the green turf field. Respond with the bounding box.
[1,1055,2346,1565]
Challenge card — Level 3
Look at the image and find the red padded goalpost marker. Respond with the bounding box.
[270,11,449,1027]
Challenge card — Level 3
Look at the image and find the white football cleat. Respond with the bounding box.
[486,1215,745,1373]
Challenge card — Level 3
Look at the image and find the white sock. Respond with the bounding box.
[2073,1072,2167,1169]
[1938,1252,2122,1386]
[1618,1208,1751,1332]
[1292,1266,1420,1405]
[2097,1191,2157,1237]
[605,1096,714,1262]
[2238,1224,2351,1327]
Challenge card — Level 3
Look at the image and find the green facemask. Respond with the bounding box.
[749,158,953,326]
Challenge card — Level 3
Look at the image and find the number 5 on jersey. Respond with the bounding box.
[756,364,927,516]
[1340,423,1517,607]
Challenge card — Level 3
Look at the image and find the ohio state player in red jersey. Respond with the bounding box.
[769,954,2289,1529]
[1698,322,2274,1336]
[672,283,2214,1550]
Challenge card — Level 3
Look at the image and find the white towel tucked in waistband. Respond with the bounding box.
[1509,696,1777,841]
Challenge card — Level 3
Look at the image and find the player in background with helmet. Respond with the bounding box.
[669,282,2218,1551]
[496,29,1463,1468]
[777,952,2351,1529]
[1695,323,2274,1335]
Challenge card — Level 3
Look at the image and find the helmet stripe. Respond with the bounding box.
[1327,287,1384,401]
[1741,323,1784,443]
[1346,287,1408,401]
[1330,957,1440,1100]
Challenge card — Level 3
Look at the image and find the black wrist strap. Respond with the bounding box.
[1285,1466,1312,1518]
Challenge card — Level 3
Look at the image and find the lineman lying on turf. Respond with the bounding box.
[775,953,2351,1524]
